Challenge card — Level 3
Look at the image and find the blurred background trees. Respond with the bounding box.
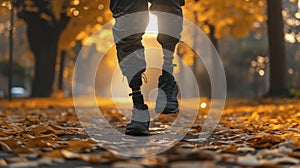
[17,0,111,97]
[16,0,70,97]
[180,0,299,98]
[0,0,299,98]
[0,0,111,97]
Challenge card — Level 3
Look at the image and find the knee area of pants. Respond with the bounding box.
[150,1,183,16]
[127,68,145,83]
[128,74,144,88]
[116,35,144,48]
[157,35,179,48]
[117,43,143,54]
[118,34,144,43]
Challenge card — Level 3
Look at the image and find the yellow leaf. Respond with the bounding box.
[202,24,211,34]
[43,150,64,158]
[249,111,259,121]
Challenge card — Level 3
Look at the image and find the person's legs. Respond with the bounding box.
[150,0,184,114]
[110,0,150,135]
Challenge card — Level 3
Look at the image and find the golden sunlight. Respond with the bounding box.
[145,12,158,35]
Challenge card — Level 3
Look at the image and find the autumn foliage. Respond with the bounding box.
[0,98,300,167]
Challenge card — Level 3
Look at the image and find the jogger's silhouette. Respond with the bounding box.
[110,0,184,135]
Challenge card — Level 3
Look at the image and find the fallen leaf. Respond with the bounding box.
[270,156,300,165]
[0,158,7,167]
[12,147,34,154]
[247,135,284,149]
[42,150,64,159]
[61,150,109,164]
[0,141,12,152]
[237,147,255,153]
[249,111,259,121]
[36,157,54,166]
[289,152,300,159]
[30,125,57,135]
[60,150,80,159]
[218,153,237,164]
[220,145,238,153]
[8,161,39,168]
[170,161,215,168]
[0,139,20,150]
[237,154,259,166]
[6,157,28,164]
[66,140,96,152]
[112,162,143,168]
[26,136,56,148]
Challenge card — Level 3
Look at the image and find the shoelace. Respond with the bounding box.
[128,73,148,97]
[142,73,148,83]
[129,90,141,96]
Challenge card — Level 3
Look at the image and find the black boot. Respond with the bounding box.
[155,41,179,114]
[125,103,150,136]
[155,73,179,114]
[125,86,150,136]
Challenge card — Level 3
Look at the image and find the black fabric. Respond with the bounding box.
[110,0,148,18]
[155,75,179,114]
[132,94,145,107]
[115,33,144,62]
[125,104,150,136]
[110,0,185,18]
[128,69,144,88]
[110,0,184,87]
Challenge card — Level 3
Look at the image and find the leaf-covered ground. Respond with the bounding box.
[0,98,300,168]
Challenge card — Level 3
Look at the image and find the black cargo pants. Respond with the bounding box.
[110,0,185,88]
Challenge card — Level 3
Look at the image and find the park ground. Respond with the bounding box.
[0,98,300,168]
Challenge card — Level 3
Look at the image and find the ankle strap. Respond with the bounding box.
[129,90,141,96]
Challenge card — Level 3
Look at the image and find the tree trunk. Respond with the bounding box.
[21,10,70,97]
[266,0,289,96]
[27,26,59,97]
[58,50,66,91]
[192,10,200,97]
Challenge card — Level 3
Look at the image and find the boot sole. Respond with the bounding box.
[161,109,178,114]
[155,103,179,114]
[155,107,179,114]
[125,128,150,136]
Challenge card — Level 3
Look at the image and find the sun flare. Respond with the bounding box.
[145,12,158,35]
